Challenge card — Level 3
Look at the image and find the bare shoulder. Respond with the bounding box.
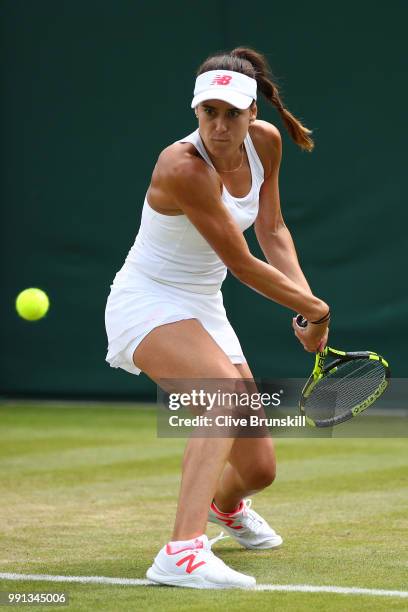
[154,142,215,183]
[249,120,282,177]
[148,141,221,211]
[250,120,282,146]
[155,142,199,174]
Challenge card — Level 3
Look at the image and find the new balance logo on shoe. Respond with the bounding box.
[147,533,257,588]
[214,516,243,530]
[176,553,206,574]
[209,501,244,529]
[208,499,283,550]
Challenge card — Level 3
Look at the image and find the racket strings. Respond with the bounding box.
[316,359,382,392]
[325,370,384,410]
[304,358,386,420]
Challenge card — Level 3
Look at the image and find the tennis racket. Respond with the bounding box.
[296,314,391,427]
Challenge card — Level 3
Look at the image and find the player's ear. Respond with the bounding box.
[249,101,257,123]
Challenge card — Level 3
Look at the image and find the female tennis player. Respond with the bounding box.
[105,47,330,589]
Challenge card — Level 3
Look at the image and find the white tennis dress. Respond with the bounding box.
[105,129,265,375]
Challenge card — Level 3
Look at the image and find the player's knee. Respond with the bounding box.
[250,463,276,490]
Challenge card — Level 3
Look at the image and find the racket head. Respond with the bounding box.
[299,347,391,427]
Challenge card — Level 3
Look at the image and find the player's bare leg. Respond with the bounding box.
[134,318,243,541]
[208,362,282,550]
[213,362,276,512]
[137,319,257,588]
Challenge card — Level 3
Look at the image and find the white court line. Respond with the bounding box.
[0,573,407,598]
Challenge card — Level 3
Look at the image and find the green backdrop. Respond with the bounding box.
[1,1,407,398]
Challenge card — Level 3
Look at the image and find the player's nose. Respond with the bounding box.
[214,117,228,133]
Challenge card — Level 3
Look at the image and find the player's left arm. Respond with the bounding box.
[253,121,313,295]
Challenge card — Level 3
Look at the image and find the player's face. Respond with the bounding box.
[195,100,256,156]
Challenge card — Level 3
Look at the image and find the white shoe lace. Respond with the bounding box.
[240,499,269,535]
[207,531,229,548]
[193,532,230,571]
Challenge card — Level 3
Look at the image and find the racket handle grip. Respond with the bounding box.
[295,314,308,328]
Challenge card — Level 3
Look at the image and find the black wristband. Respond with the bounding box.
[311,309,331,325]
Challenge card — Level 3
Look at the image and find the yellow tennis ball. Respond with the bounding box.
[15,288,50,321]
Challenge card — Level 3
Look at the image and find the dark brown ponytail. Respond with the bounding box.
[197,47,314,152]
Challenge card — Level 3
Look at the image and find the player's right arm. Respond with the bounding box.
[162,152,328,351]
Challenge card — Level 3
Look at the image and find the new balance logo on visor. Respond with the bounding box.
[211,74,233,85]
[191,70,257,110]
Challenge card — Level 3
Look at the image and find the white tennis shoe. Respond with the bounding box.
[208,499,283,550]
[146,532,256,589]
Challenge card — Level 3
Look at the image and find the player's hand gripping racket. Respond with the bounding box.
[295,314,391,427]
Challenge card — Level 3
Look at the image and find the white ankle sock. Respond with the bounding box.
[167,535,204,554]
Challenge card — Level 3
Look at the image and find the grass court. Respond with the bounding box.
[0,403,407,611]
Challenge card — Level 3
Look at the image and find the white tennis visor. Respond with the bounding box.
[191,70,257,109]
